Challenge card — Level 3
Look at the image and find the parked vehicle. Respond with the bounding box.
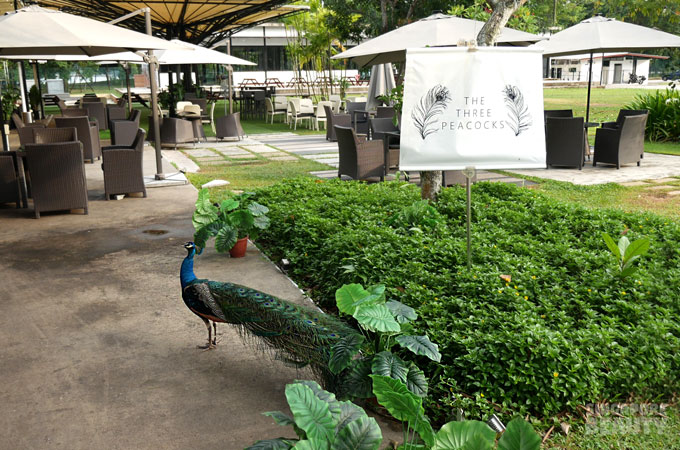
[661,70,680,81]
[628,73,647,84]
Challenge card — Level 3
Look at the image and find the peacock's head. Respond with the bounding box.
[183,241,203,256]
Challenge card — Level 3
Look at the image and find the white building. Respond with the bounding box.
[548,53,667,85]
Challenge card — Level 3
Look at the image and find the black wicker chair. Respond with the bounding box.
[335,125,384,182]
[593,114,648,169]
[101,129,147,200]
[546,117,585,170]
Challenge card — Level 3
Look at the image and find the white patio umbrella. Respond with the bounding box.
[0,6,183,56]
[332,13,543,67]
[532,16,680,122]
[366,63,396,111]
[0,5,186,172]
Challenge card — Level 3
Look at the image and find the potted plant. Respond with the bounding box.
[1,87,20,132]
[192,189,270,257]
[377,84,404,128]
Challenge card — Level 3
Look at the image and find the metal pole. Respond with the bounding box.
[462,166,476,270]
[145,9,164,179]
[18,62,28,114]
[228,38,233,114]
[586,52,593,124]
[124,63,132,115]
[262,26,268,83]
[34,62,45,120]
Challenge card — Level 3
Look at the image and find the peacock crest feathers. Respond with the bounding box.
[411,84,451,139]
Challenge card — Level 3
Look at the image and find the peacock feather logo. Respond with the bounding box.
[412,84,451,139]
[502,84,532,136]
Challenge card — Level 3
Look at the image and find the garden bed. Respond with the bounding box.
[254,178,680,422]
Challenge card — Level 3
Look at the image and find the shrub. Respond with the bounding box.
[254,178,680,421]
[626,83,680,142]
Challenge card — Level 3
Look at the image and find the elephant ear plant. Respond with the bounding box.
[246,380,383,450]
[192,189,270,253]
[330,283,441,401]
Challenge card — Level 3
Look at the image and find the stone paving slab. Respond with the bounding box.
[648,177,680,183]
[619,181,651,187]
[242,144,278,154]
[182,148,219,157]
[228,154,259,160]
[509,153,680,185]
[195,156,226,162]
[269,155,299,161]
[215,149,251,156]
[645,185,674,191]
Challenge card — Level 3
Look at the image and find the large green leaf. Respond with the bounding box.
[370,375,423,423]
[395,335,442,362]
[335,401,368,433]
[497,418,541,450]
[329,333,365,374]
[248,202,270,216]
[263,411,295,427]
[372,351,408,382]
[335,284,372,316]
[285,384,335,443]
[192,227,212,250]
[220,197,239,212]
[353,304,401,333]
[386,300,418,324]
[617,235,630,260]
[460,435,494,450]
[294,380,342,422]
[432,421,496,450]
[228,209,255,233]
[293,439,326,450]
[405,363,428,398]
[246,439,296,450]
[215,226,238,253]
[254,215,271,230]
[332,416,382,450]
[192,189,218,231]
[341,359,374,398]
[623,237,650,263]
[602,232,621,260]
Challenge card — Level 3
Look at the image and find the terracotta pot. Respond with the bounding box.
[229,236,248,258]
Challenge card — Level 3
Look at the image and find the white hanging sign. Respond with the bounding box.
[399,47,546,170]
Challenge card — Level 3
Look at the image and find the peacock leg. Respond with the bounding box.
[197,317,215,349]
[212,322,218,345]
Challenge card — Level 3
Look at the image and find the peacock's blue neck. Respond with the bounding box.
[180,250,197,289]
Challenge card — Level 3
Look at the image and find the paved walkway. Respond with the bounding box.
[0,143,400,449]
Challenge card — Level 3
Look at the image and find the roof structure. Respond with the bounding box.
[6,0,306,47]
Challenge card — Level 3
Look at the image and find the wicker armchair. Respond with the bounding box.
[215,112,245,141]
[23,141,88,219]
[370,117,400,175]
[101,129,147,200]
[83,102,107,130]
[346,101,369,135]
[110,109,141,146]
[601,109,648,129]
[545,117,585,170]
[11,112,46,147]
[153,117,194,148]
[593,114,648,169]
[0,151,22,208]
[324,105,351,142]
[543,109,573,123]
[33,127,78,144]
[335,125,384,181]
[107,104,128,128]
[61,108,89,118]
[55,116,102,163]
[376,106,395,119]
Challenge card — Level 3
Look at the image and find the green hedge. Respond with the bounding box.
[254,178,680,419]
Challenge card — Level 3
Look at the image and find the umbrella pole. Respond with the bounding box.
[124,63,132,115]
[586,52,593,124]
[145,10,164,179]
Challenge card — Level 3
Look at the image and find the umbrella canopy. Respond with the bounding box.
[533,16,680,57]
[332,13,543,67]
[366,63,396,111]
[532,16,680,122]
[0,5,184,56]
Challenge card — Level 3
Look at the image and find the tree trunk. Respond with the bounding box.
[420,0,527,202]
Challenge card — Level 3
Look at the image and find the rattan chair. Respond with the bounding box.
[33,127,78,144]
[346,101,369,135]
[107,104,128,128]
[370,117,400,175]
[55,116,101,163]
[159,117,195,148]
[215,112,245,141]
[335,125,384,182]
[23,141,88,219]
[601,109,648,130]
[593,114,648,169]
[101,129,147,200]
[0,151,22,208]
[324,105,351,142]
[11,112,46,147]
[545,117,585,170]
[83,102,107,130]
[110,109,141,146]
[375,106,395,119]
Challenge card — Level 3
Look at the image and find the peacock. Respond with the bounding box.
[180,242,358,385]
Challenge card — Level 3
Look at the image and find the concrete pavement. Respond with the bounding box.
[0,144,400,449]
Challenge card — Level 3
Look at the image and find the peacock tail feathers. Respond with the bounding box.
[184,278,359,388]
[411,84,451,139]
[502,84,533,136]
